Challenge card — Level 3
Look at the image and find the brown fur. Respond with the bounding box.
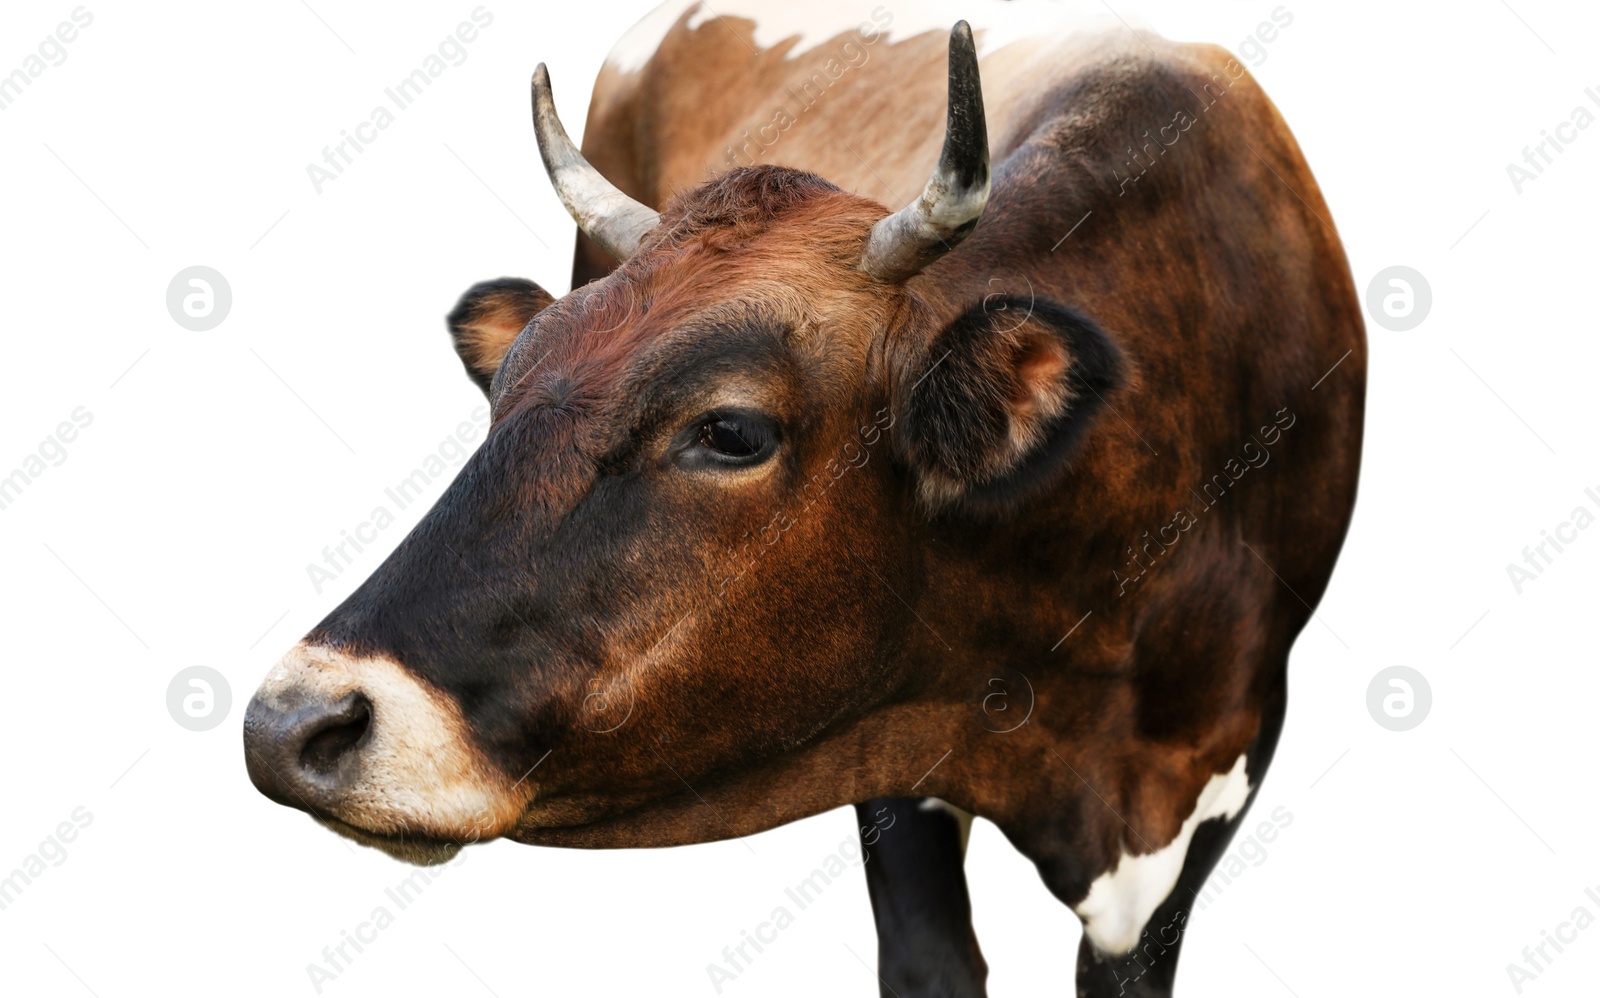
[249,13,1363,991]
[523,22,1364,886]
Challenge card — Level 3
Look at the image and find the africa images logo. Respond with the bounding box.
[1113,406,1296,597]
[1504,484,1600,595]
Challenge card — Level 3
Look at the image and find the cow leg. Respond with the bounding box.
[1073,671,1290,998]
[1071,803,1250,998]
[855,797,988,998]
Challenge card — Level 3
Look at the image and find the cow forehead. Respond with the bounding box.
[509,313,867,445]
[496,281,884,428]
[492,167,897,417]
[498,290,785,404]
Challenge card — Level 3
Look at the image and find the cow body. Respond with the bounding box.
[245,3,1363,995]
[574,0,1362,947]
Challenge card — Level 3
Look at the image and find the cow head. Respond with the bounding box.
[243,23,1120,864]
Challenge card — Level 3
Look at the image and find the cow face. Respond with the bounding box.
[243,31,1120,864]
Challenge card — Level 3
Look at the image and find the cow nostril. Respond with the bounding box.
[299,693,373,777]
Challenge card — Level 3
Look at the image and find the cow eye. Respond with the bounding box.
[681,411,778,468]
[700,419,758,456]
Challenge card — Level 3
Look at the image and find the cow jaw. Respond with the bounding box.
[243,644,530,863]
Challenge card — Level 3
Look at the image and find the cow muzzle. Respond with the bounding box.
[242,644,528,864]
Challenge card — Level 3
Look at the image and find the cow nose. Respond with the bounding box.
[243,689,373,811]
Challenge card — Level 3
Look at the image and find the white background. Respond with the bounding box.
[1,1,1597,995]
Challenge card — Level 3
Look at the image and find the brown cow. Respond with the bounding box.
[244,4,1363,995]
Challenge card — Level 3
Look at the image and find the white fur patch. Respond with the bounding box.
[253,644,528,843]
[1074,755,1251,955]
[605,0,1144,74]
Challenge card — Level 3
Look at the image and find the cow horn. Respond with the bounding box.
[859,21,991,283]
[531,63,660,261]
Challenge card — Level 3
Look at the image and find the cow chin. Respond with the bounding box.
[313,816,463,867]
[243,644,531,855]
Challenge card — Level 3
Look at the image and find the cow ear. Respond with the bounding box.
[890,296,1123,513]
[447,278,557,396]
